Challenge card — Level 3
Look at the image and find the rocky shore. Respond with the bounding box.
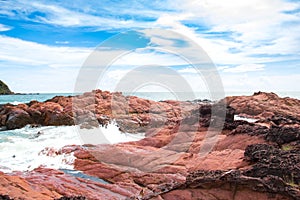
[0,90,299,199]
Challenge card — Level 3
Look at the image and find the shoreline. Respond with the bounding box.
[0,89,299,199]
[0,91,300,106]
[0,90,299,131]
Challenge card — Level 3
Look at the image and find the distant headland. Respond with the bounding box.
[0,80,13,95]
[0,80,40,95]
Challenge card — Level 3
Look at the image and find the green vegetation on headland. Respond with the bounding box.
[0,80,13,95]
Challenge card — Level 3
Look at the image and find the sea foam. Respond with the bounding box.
[0,123,144,173]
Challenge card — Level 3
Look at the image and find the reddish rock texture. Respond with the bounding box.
[0,168,145,200]
[0,90,199,131]
[0,171,61,200]
[0,91,299,199]
[225,91,300,121]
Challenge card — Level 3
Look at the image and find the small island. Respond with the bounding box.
[0,80,13,95]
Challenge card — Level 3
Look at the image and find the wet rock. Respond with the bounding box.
[6,109,33,130]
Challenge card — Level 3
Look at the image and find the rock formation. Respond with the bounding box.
[0,89,232,131]
[0,91,299,199]
[224,91,300,121]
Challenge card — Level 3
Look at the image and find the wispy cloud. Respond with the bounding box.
[0,24,12,32]
[55,41,69,44]
[0,35,90,68]
[178,67,197,74]
[151,0,300,66]
[220,64,265,73]
[0,1,157,30]
[30,3,149,29]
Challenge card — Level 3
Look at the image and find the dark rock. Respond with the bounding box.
[56,197,86,200]
[0,80,13,95]
[0,195,13,200]
[270,115,300,126]
[186,169,300,199]
[265,126,300,145]
[6,109,33,130]
[244,144,300,185]
[231,123,269,136]
[229,121,300,146]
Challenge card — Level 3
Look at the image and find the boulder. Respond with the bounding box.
[6,108,33,130]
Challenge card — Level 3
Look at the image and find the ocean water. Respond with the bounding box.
[1,91,299,105]
[0,93,74,105]
[127,91,300,101]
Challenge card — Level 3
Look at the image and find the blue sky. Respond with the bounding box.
[0,0,299,94]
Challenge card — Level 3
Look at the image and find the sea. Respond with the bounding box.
[0,91,299,173]
[1,91,300,105]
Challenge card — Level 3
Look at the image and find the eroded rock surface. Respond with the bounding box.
[0,91,299,199]
[0,90,232,131]
[225,91,300,121]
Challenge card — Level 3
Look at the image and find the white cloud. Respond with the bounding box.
[221,64,265,73]
[30,3,137,28]
[179,0,297,30]
[55,41,69,44]
[0,35,91,68]
[178,67,197,74]
[220,73,300,92]
[113,49,187,66]
[2,0,299,66]
[0,24,12,32]
[106,69,130,80]
[151,0,300,66]
[0,35,93,92]
[0,1,155,29]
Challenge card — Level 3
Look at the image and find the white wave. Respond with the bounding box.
[234,115,258,123]
[8,101,23,105]
[77,121,145,145]
[0,126,80,173]
[0,123,145,173]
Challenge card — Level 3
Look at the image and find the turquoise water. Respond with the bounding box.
[60,169,110,184]
[0,93,74,105]
[0,91,299,105]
